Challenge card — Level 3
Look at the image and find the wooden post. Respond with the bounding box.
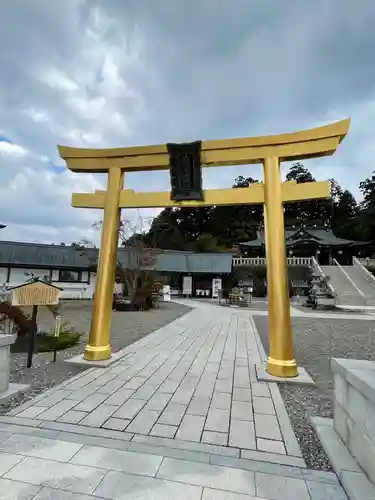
[26,305,38,368]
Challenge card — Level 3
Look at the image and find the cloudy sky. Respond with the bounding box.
[1,0,375,245]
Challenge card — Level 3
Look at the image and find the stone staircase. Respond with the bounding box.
[320,264,365,307]
[343,259,375,306]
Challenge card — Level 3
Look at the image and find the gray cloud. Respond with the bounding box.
[1,0,375,243]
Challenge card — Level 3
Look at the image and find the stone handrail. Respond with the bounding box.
[333,258,365,299]
[233,256,313,266]
[353,256,375,290]
[358,257,375,268]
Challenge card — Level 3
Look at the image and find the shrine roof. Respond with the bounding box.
[0,241,233,274]
[239,226,370,248]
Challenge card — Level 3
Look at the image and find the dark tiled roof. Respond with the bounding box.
[239,227,369,248]
[0,241,232,274]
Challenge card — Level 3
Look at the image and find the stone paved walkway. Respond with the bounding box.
[0,300,348,499]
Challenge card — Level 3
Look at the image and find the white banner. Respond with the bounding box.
[212,278,222,298]
[183,276,193,295]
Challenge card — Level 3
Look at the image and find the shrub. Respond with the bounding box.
[37,331,82,352]
[0,301,32,335]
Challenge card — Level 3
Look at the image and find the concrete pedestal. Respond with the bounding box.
[332,358,375,485]
[0,333,29,404]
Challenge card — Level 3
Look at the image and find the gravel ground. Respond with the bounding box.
[1,300,191,415]
[253,315,375,471]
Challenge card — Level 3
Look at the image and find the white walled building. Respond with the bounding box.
[0,241,96,299]
[0,241,233,300]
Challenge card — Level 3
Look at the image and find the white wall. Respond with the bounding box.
[0,268,7,283]
[1,267,95,299]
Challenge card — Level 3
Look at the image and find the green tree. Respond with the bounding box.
[330,180,360,240]
[147,208,187,250]
[284,163,331,227]
[359,171,375,241]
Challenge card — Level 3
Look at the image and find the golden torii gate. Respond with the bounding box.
[58,118,350,378]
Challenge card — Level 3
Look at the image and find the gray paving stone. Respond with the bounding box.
[158,380,180,394]
[133,385,159,400]
[105,388,135,406]
[158,403,187,426]
[0,434,83,462]
[33,390,73,408]
[202,487,260,500]
[79,404,117,427]
[254,413,282,441]
[150,423,177,438]
[268,384,302,457]
[65,387,97,401]
[0,416,42,427]
[253,396,275,415]
[210,454,304,479]
[71,445,162,477]
[211,392,232,410]
[15,406,47,419]
[145,392,171,411]
[4,456,106,495]
[205,408,230,433]
[194,383,215,399]
[157,457,256,496]
[102,418,131,431]
[0,478,41,500]
[33,399,80,421]
[96,377,126,394]
[55,431,131,451]
[231,401,253,421]
[73,393,109,412]
[215,378,233,393]
[112,398,147,420]
[57,410,87,424]
[0,452,24,475]
[187,396,211,416]
[251,383,270,397]
[255,471,310,500]
[39,421,133,441]
[306,480,348,500]
[176,415,205,442]
[124,377,149,390]
[171,389,195,405]
[229,420,255,449]
[132,434,239,458]
[301,469,339,485]
[0,430,12,443]
[233,388,252,402]
[234,367,250,388]
[202,431,228,446]
[128,441,211,464]
[94,470,203,500]
[32,487,102,500]
[0,423,60,439]
[257,438,286,455]
[126,410,160,434]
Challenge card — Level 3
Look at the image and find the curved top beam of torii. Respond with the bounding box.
[58,118,350,174]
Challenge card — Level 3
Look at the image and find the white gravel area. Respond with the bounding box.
[254,314,375,470]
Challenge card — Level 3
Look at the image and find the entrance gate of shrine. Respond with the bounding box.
[58,118,350,378]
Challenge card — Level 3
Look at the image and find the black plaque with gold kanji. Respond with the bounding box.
[167,141,204,201]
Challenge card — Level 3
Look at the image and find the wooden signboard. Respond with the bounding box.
[11,279,61,306]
